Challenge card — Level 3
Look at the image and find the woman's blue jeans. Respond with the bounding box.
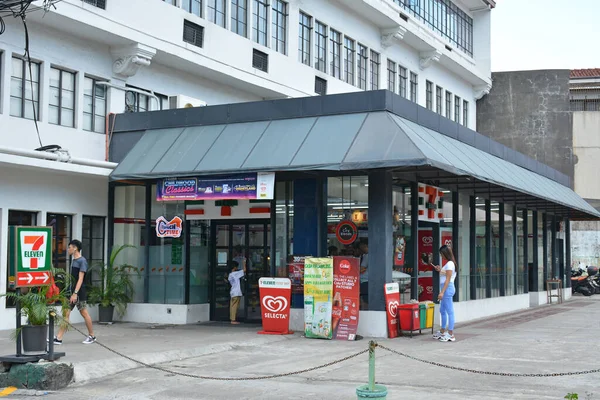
[440,282,456,331]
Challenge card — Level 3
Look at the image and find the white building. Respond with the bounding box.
[0,0,494,330]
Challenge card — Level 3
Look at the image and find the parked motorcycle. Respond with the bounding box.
[587,266,600,294]
[571,267,594,296]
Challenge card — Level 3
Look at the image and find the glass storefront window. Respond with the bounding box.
[474,199,486,299]
[327,176,368,309]
[150,185,186,304]
[275,181,293,277]
[113,185,146,303]
[189,220,209,304]
[516,208,525,294]
[537,212,544,292]
[47,213,72,273]
[457,193,470,302]
[82,215,105,288]
[490,202,501,298]
[392,181,411,303]
[504,205,515,295]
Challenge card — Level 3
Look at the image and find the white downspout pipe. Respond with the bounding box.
[0,146,118,169]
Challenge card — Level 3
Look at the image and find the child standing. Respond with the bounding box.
[228,260,246,324]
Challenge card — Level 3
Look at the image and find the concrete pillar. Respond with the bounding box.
[367,170,392,311]
[0,208,8,311]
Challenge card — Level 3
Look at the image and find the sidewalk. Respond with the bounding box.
[2,296,600,399]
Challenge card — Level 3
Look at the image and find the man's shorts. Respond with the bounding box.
[69,299,88,311]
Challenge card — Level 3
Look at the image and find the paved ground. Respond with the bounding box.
[2,296,600,399]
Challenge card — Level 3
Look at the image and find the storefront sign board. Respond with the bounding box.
[156,173,275,201]
[15,227,53,288]
[384,282,401,338]
[304,257,334,340]
[335,220,358,245]
[156,216,183,238]
[258,278,293,335]
[332,256,360,341]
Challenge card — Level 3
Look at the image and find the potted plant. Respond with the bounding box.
[2,280,67,353]
[88,244,137,324]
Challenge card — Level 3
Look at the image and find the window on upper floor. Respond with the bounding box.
[370,50,379,90]
[463,99,469,127]
[231,0,248,37]
[426,80,433,110]
[329,29,341,79]
[315,76,327,96]
[163,0,177,5]
[156,93,169,110]
[409,71,418,103]
[387,60,396,94]
[314,21,327,73]
[49,67,76,128]
[83,76,107,134]
[445,90,452,119]
[298,12,312,66]
[454,95,461,124]
[436,85,442,115]
[83,0,106,9]
[183,20,204,48]
[207,0,226,28]
[357,44,368,90]
[10,57,40,121]
[399,66,407,98]
[272,0,287,55]
[571,98,600,112]
[125,86,151,113]
[253,48,269,72]
[343,37,355,86]
[182,0,202,17]
[253,0,269,46]
[393,0,473,57]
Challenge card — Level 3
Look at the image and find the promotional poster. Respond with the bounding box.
[418,228,434,301]
[258,278,292,335]
[384,282,401,338]
[332,256,360,341]
[304,258,334,340]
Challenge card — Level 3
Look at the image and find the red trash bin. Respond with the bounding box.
[399,304,420,337]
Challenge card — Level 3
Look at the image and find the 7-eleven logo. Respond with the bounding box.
[20,231,48,270]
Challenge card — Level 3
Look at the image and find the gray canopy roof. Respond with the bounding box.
[110,110,599,219]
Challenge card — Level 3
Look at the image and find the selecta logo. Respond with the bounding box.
[427,286,433,294]
[339,259,351,274]
[156,216,183,238]
[20,232,48,270]
[422,236,433,245]
[444,239,452,246]
[388,300,399,318]
[262,296,288,313]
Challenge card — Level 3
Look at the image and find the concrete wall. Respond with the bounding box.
[477,70,574,182]
[573,111,600,201]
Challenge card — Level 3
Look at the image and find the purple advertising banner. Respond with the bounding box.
[157,173,274,201]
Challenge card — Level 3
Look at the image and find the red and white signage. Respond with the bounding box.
[384,282,401,339]
[155,216,183,238]
[258,277,293,335]
[333,256,360,341]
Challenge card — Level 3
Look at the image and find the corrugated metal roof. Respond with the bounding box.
[110,111,599,218]
[571,69,600,78]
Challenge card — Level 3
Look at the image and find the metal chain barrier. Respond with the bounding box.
[377,344,600,377]
[54,315,367,381]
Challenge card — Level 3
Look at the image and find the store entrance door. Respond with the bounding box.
[210,220,271,322]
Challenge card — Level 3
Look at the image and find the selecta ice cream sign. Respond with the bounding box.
[258,278,292,334]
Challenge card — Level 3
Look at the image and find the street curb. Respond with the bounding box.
[0,387,53,396]
[71,334,292,385]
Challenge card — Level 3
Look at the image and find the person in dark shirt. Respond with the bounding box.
[54,240,96,345]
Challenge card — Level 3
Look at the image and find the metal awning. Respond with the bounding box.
[110,111,600,219]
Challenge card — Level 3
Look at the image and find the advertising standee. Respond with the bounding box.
[332,256,360,341]
[258,278,293,335]
[384,283,401,338]
[304,258,334,340]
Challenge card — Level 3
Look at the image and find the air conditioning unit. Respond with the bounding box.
[168,95,207,109]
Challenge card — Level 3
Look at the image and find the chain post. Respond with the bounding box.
[356,341,388,400]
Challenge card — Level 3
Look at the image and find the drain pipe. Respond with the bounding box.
[0,146,118,169]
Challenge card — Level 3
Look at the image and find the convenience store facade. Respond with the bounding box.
[108,91,599,337]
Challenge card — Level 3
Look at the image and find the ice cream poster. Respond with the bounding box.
[332,256,360,341]
[303,257,334,340]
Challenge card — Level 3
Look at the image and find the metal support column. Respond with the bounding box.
[499,203,505,296]
[485,199,492,298]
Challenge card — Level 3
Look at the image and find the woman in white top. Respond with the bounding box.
[433,245,457,342]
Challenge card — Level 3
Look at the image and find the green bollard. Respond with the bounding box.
[356,341,388,399]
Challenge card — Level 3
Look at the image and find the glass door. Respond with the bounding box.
[210,220,270,322]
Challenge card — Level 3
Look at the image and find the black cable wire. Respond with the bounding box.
[20,13,43,148]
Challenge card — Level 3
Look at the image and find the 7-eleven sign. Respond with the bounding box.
[16,227,53,288]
